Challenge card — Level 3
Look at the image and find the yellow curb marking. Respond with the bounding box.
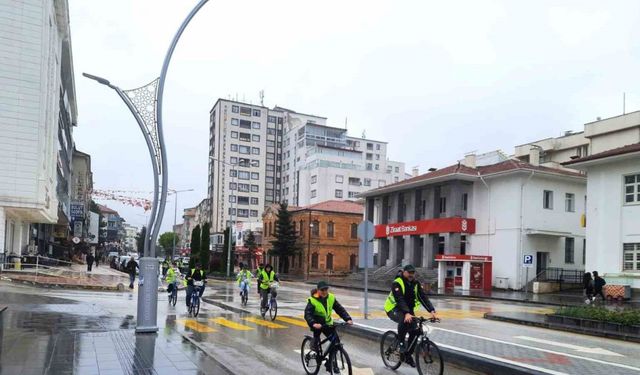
[209,317,254,331]
[243,317,288,329]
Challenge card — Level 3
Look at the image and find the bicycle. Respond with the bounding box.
[188,280,205,317]
[168,281,178,306]
[260,281,279,320]
[380,316,443,375]
[301,322,352,375]
[239,281,249,307]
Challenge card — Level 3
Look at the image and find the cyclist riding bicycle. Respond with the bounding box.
[258,264,279,310]
[185,263,206,308]
[304,281,353,373]
[236,262,253,296]
[165,261,181,295]
[384,264,438,368]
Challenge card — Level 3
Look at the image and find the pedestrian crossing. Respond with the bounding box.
[176,315,310,333]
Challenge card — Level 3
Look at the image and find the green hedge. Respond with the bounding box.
[556,306,640,326]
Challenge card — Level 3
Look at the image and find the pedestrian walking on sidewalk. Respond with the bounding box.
[86,253,95,272]
[126,258,139,289]
[583,272,594,303]
[593,271,606,302]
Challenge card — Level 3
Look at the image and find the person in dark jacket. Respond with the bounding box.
[86,253,95,272]
[593,271,606,302]
[384,264,437,367]
[186,263,207,308]
[126,258,139,289]
[583,272,594,303]
[304,281,353,373]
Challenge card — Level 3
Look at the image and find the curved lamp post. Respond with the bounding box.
[83,0,209,333]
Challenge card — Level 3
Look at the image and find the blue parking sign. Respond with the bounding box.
[523,254,534,268]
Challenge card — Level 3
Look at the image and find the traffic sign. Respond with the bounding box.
[357,220,375,242]
[357,220,375,320]
[523,254,534,268]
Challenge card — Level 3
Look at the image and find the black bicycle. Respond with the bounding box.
[301,322,352,375]
[380,316,443,375]
[168,281,178,306]
[260,281,278,320]
[188,281,204,317]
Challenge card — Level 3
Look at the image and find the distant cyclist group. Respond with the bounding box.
[163,262,443,374]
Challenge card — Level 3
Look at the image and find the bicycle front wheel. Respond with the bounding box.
[269,299,278,321]
[300,337,321,375]
[192,295,200,317]
[415,339,443,375]
[380,331,402,370]
[171,290,177,306]
[330,346,352,375]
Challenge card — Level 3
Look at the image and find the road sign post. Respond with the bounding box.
[523,254,534,296]
[358,220,375,319]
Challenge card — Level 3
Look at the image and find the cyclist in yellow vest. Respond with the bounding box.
[304,281,353,373]
[165,261,181,295]
[384,264,437,368]
[258,264,279,310]
[185,263,206,308]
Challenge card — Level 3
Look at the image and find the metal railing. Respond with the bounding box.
[534,267,584,290]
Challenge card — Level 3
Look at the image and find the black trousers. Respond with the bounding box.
[594,288,605,301]
[312,325,337,345]
[387,309,419,353]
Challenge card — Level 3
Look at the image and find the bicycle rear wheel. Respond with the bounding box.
[170,289,177,306]
[415,339,443,375]
[300,337,321,375]
[380,331,402,370]
[329,346,352,375]
[242,290,248,306]
[269,298,278,321]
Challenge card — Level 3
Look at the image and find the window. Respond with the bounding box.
[239,145,250,154]
[421,200,426,216]
[364,178,371,187]
[366,153,373,160]
[376,154,380,160]
[439,197,447,214]
[311,175,317,184]
[311,220,320,237]
[252,134,260,142]
[623,243,640,271]
[229,182,237,190]
[238,183,250,192]
[311,253,318,269]
[230,169,238,177]
[232,105,239,113]
[238,171,250,180]
[395,167,400,173]
[375,164,380,170]
[250,210,258,217]
[251,197,259,205]
[251,185,259,192]
[252,109,261,117]
[267,128,276,135]
[326,253,334,270]
[266,177,274,184]
[230,156,238,164]
[251,159,259,167]
[335,189,343,198]
[240,107,251,115]
[367,143,373,150]
[231,131,238,139]
[350,223,358,239]
[376,144,381,150]
[252,147,260,155]
[228,195,236,203]
[366,163,373,171]
[311,189,317,198]
[438,236,445,254]
[228,208,236,215]
[231,118,239,125]
[267,152,275,160]
[543,190,554,209]
[252,122,261,129]
[239,132,250,141]
[624,174,640,204]
[251,172,259,180]
[462,193,468,211]
[378,180,386,187]
[268,115,276,123]
[335,175,343,183]
[239,119,251,129]
[565,237,575,264]
[327,221,334,238]
[231,144,238,152]
[348,191,358,198]
[237,196,250,205]
[565,193,575,212]
[267,140,275,147]
[237,209,249,217]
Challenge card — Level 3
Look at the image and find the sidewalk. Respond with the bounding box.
[0,264,129,291]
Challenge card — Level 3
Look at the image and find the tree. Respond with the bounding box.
[136,227,147,255]
[200,222,211,272]
[270,202,301,273]
[244,230,258,270]
[158,232,178,258]
[220,227,235,274]
[189,225,201,269]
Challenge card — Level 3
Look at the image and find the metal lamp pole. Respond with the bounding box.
[170,189,194,259]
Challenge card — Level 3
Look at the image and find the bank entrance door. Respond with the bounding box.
[536,252,548,275]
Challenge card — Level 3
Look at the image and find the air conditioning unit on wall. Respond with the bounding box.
[495,277,509,290]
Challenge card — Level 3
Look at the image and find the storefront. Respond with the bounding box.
[435,254,492,291]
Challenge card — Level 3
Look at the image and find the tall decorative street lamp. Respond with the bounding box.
[169,189,194,259]
[210,157,259,277]
[83,0,209,333]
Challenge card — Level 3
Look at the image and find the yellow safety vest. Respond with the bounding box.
[308,293,336,326]
[259,270,275,289]
[384,277,421,313]
[166,268,178,283]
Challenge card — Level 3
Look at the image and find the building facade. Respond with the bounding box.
[180,207,197,251]
[360,153,586,290]
[122,223,138,253]
[262,201,363,276]
[0,0,78,261]
[70,150,93,241]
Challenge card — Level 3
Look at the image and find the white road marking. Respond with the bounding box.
[354,323,640,373]
[515,336,624,357]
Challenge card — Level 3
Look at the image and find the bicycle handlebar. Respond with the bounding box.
[413,316,441,323]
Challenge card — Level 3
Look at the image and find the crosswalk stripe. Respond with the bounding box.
[177,319,216,333]
[243,317,288,328]
[209,317,254,331]
[276,316,309,327]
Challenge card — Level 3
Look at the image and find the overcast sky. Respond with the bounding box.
[69,0,640,232]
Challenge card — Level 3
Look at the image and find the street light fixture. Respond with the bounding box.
[210,156,259,277]
[169,188,194,259]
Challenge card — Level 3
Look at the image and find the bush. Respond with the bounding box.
[555,306,640,326]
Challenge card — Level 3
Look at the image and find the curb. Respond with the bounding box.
[178,332,235,375]
[347,323,539,375]
[3,278,124,291]
[484,313,640,344]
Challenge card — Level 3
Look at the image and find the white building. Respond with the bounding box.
[122,223,138,253]
[360,151,586,290]
[0,0,78,260]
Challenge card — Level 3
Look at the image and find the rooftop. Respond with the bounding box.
[563,142,640,166]
[293,200,364,215]
[96,204,118,215]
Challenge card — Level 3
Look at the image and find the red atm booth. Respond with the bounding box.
[435,254,492,292]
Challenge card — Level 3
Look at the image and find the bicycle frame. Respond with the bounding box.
[309,323,347,361]
[403,317,438,353]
